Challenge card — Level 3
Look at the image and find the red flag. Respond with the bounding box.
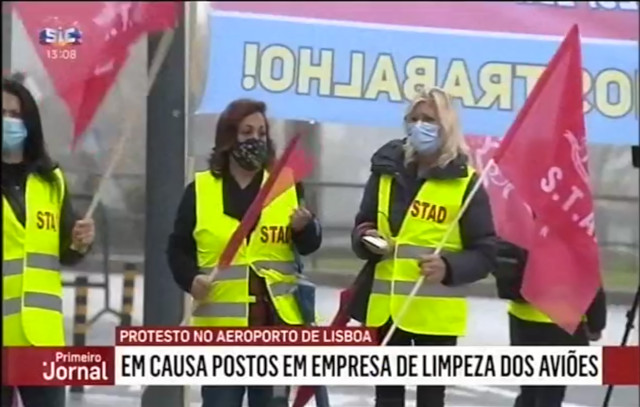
[467,135,536,249]
[264,145,313,206]
[14,2,179,149]
[492,24,600,334]
[68,51,130,150]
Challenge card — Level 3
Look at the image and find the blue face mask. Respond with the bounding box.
[3,117,28,152]
[407,121,441,154]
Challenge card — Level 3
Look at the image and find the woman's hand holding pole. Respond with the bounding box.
[380,161,494,346]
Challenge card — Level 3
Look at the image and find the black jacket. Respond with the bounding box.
[348,139,498,320]
[583,288,607,333]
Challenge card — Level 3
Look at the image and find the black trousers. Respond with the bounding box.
[509,314,588,407]
[1,386,65,407]
[375,321,457,407]
[201,385,279,407]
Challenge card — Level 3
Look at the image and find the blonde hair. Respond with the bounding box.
[404,87,469,168]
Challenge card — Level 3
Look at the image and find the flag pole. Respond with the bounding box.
[83,29,176,220]
[380,159,496,346]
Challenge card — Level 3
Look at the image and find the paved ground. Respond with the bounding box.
[66,383,638,407]
[46,273,639,407]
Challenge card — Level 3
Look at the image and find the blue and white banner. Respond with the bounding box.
[199,7,639,146]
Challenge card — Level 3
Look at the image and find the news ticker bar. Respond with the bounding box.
[3,345,638,387]
[115,326,377,346]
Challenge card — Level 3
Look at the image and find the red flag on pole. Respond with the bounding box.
[467,135,536,250]
[492,24,601,334]
[264,144,313,206]
[14,2,179,149]
[67,51,130,150]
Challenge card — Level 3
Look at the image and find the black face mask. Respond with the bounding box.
[230,138,268,171]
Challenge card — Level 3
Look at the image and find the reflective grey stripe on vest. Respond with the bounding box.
[385,244,457,261]
[371,279,468,298]
[397,244,435,259]
[2,259,23,276]
[199,265,247,282]
[3,254,59,277]
[192,302,247,318]
[3,292,63,317]
[269,282,296,297]
[196,263,296,296]
[3,298,21,316]
[395,280,469,297]
[27,254,59,270]
[198,262,297,280]
[253,261,297,275]
[25,292,63,311]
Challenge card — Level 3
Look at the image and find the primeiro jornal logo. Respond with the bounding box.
[38,349,114,385]
[2,347,114,386]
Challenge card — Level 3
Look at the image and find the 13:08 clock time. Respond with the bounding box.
[46,49,77,60]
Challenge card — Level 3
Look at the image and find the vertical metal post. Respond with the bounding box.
[286,120,322,271]
[286,120,321,213]
[120,263,137,326]
[142,3,186,406]
[70,276,89,394]
[2,2,12,74]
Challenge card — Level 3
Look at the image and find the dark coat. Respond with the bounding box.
[348,139,498,322]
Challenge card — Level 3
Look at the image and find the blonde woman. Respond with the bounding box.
[350,88,497,407]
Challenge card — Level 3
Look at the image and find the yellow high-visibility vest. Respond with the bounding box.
[3,168,66,346]
[191,171,303,327]
[508,302,587,324]
[365,169,474,336]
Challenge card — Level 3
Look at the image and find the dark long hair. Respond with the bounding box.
[208,98,276,176]
[2,76,60,191]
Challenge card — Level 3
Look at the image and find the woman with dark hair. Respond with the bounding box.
[167,98,322,407]
[2,77,95,407]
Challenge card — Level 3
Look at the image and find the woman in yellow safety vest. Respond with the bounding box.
[350,87,497,407]
[167,98,322,407]
[2,77,95,407]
